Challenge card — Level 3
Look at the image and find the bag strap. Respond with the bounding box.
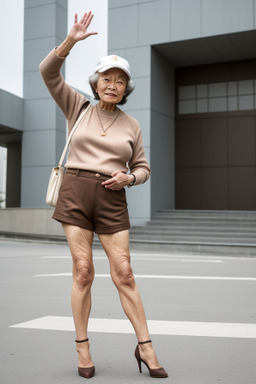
[58,103,91,167]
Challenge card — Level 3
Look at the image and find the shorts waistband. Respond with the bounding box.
[66,169,110,181]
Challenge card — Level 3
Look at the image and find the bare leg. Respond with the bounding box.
[62,223,94,368]
[98,230,162,369]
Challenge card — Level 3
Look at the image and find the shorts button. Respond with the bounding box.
[95,173,100,178]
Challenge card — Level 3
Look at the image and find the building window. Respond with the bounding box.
[178,79,256,114]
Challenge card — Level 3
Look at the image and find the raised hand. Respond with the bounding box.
[69,11,98,42]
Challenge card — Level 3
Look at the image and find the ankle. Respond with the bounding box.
[76,339,90,353]
[75,338,89,346]
[138,339,152,351]
[139,344,154,356]
[76,342,89,351]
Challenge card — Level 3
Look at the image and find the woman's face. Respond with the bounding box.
[95,68,127,106]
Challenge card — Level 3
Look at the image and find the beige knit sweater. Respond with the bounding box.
[39,49,150,185]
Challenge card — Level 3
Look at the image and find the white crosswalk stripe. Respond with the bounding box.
[10,316,256,339]
[41,255,223,263]
[34,272,256,281]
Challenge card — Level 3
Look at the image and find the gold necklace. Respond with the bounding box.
[96,103,120,136]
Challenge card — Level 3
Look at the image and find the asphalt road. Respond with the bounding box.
[1,239,256,384]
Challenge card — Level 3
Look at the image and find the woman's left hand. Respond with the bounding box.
[69,11,98,42]
[102,170,134,191]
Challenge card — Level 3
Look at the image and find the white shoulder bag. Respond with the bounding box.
[46,103,91,207]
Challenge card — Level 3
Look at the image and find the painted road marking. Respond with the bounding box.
[35,273,72,277]
[34,273,256,281]
[41,255,223,263]
[10,316,256,339]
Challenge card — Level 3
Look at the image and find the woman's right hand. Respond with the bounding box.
[69,11,98,42]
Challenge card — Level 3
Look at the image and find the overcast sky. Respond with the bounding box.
[0,0,108,98]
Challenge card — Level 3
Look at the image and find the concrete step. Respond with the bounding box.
[149,218,256,225]
[129,229,256,241]
[127,210,256,255]
[141,224,256,232]
[151,218,256,225]
[154,210,256,221]
[130,236,256,245]
[156,209,256,216]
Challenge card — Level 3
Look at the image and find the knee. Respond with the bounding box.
[73,256,94,290]
[112,257,135,290]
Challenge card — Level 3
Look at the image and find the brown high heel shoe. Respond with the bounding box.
[75,338,95,379]
[135,340,168,378]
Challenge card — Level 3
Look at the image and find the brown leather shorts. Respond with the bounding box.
[52,169,130,234]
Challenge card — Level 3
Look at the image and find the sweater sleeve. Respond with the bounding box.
[128,129,150,185]
[39,48,86,122]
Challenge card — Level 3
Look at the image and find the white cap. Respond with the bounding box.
[94,55,131,79]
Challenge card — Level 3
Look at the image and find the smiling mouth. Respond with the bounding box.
[105,93,117,97]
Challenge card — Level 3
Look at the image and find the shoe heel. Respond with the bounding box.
[137,358,142,373]
[134,345,142,373]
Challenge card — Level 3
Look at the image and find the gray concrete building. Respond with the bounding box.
[1,0,256,230]
[109,0,256,224]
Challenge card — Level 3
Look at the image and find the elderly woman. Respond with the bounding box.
[39,11,167,380]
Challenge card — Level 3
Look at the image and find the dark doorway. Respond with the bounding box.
[175,59,256,210]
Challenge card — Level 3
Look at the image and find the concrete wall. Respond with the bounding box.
[109,0,256,48]
[0,208,64,238]
[0,90,23,132]
[151,48,175,216]
[21,0,68,208]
